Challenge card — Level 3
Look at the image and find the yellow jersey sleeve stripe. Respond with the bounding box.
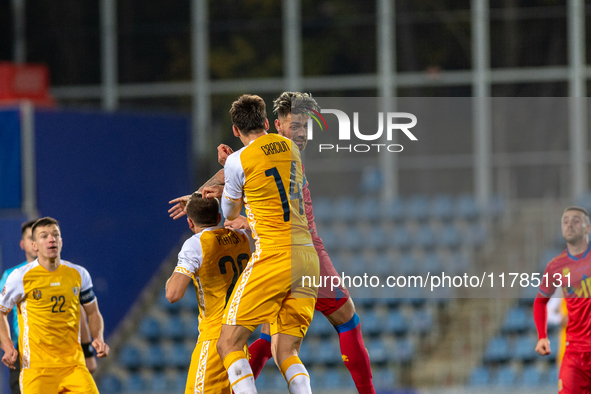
[174,266,194,279]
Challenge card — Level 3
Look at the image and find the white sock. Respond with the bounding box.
[285,363,312,394]
[227,358,258,394]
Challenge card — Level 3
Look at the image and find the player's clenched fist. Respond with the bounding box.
[217,144,233,166]
[92,339,110,358]
[535,338,551,356]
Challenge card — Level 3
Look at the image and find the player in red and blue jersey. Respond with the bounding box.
[534,206,591,393]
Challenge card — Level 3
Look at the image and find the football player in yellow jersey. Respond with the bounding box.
[165,193,254,394]
[213,94,319,394]
[0,217,109,394]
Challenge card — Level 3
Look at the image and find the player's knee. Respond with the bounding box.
[326,298,356,326]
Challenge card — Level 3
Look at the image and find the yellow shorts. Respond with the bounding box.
[224,245,319,338]
[186,339,250,394]
[20,364,98,394]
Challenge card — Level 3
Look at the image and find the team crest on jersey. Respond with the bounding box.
[32,289,42,300]
[73,286,80,297]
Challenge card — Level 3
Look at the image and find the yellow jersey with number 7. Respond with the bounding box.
[223,134,312,248]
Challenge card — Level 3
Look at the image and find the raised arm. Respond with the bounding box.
[83,301,109,358]
[166,272,193,303]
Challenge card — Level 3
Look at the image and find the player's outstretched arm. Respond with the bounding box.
[168,195,191,220]
[166,272,192,303]
[0,312,17,369]
[83,301,109,358]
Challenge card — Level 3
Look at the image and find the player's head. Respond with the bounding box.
[186,192,221,232]
[31,217,62,261]
[229,94,269,139]
[273,92,319,151]
[20,219,38,262]
[561,206,591,244]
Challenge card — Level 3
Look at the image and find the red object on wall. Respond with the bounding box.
[0,62,55,106]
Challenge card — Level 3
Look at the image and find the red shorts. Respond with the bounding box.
[315,248,350,316]
[559,351,591,393]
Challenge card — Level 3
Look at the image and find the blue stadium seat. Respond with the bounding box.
[334,197,357,223]
[513,336,538,362]
[519,284,539,306]
[415,224,436,250]
[521,365,543,386]
[179,285,200,311]
[548,367,558,385]
[360,167,383,193]
[502,307,529,334]
[423,252,442,273]
[386,311,408,337]
[170,370,189,392]
[312,197,332,223]
[139,316,161,342]
[391,226,412,250]
[398,253,416,276]
[163,315,186,341]
[363,226,387,251]
[373,252,392,277]
[484,336,510,363]
[185,315,200,340]
[317,341,340,365]
[145,344,166,370]
[298,340,313,365]
[360,310,381,336]
[158,288,181,314]
[411,309,433,335]
[429,194,454,222]
[392,339,414,363]
[341,227,363,252]
[383,198,405,223]
[147,372,168,392]
[467,366,490,386]
[464,223,486,247]
[118,344,142,370]
[367,339,388,364]
[168,343,192,369]
[123,373,144,392]
[323,369,350,389]
[494,365,516,386]
[98,373,122,394]
[447,251,470,276]
[438,223,461,249]
[308,312,334,338]
[356,197,380,222]
[455,194,479,221]
[405,194,429,222]
[373,368,397,390]
[540,248,563,272]
[320,227,338,252]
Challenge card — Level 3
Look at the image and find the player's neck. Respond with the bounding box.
[240,130,267,146]
[567,239,589,256]
[38,256,61,272]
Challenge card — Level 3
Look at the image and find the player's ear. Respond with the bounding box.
[274,118,281,133]
[232,125,241,138]
[187,217,195,232]
[19,239,25,251]
[263,118,269,131]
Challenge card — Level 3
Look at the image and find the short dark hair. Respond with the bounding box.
[31,217,60,240]
[186,192,220,227]
[563,206,590,221]
[273,92,320,118]
[229,94,267,135]
[21,219,37,238]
